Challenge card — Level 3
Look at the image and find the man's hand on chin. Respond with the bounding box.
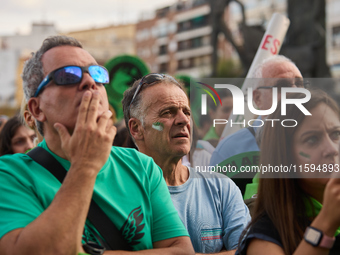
[54,90,117,173]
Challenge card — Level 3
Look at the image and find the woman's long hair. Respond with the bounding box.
[241,90,340,255]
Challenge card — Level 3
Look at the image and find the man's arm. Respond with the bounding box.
[102,155,194,254]
[104,236,194,255]
[0,91,116,255]
[196,249,236,255]
[220,178,251,253]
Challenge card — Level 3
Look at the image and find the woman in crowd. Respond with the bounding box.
[0,115,36,156]
[237,90,340,255]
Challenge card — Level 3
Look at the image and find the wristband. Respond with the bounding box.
[82,241,105,255]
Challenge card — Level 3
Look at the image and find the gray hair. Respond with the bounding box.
[251,55,296,79]
[22,35,82,100]
[21,35,83,135]
[122,75,186,144]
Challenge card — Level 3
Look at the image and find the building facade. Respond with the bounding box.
[135,0,233,78]
[230,0,340,77]
[65,23,136,65]
[0,22,58,108]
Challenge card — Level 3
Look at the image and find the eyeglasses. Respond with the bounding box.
[128,73,180,118]
[257,78,309,91]
[33,65,110,97]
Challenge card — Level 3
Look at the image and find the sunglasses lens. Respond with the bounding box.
[89,66,109,84]
[54,66,82,85]
[275,79,294,90]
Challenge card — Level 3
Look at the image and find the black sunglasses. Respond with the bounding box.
[128,73,180,118]
[257,78,309,91]
[34,65,109,97]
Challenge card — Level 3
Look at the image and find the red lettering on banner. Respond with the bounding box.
[261,35,281,55]
[261,35,272,50]
[271,39,280,54]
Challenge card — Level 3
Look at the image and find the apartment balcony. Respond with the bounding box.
[175,26,212,41]
[175,45,213,60]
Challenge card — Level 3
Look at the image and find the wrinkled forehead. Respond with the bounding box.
[262,61,302,79]
[141,83,189,111]
[294,103,340,135]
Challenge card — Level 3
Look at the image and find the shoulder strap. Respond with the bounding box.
[246,126,256,137]
[27,147,132,251]
[247,126,261,148]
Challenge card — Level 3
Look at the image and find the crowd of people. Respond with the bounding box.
[0,35,339,255]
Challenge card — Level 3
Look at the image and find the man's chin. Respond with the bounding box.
[173,146,190,157]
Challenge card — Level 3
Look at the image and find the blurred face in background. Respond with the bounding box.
[254,61,303,112]
[11,125,36,154]
[213,96,233,137]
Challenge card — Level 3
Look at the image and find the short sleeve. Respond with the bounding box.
[0,156,45,239]
[236,214,283,255]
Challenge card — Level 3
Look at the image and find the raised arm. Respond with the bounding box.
[247,178,340,255]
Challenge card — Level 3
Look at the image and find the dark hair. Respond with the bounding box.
[112,124,138,150]
[0,116,24,156]
[241,90,340,255]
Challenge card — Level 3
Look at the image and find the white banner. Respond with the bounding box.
[220,13,290,140]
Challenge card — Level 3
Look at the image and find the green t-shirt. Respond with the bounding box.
[305,196,340,236]
[0,140,188,250]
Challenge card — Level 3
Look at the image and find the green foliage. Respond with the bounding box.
[216,59,243,78]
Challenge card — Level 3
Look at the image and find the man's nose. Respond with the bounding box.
[25,139,34,152]
[175,111,190,126]
[79,72,97,91]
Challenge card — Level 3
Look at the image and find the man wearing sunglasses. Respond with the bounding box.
[0,36,194,255]
[122,74,250,254]
[210,55,304,199]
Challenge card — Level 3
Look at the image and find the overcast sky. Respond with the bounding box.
[0,0,177,36]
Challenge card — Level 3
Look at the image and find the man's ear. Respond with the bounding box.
[23,110,35,129]
[128,118,144,141]
[253,89,261,109]
[27,97,46,122]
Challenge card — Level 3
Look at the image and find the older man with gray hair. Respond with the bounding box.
[122,74,250,254]
[210,55,304,198]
